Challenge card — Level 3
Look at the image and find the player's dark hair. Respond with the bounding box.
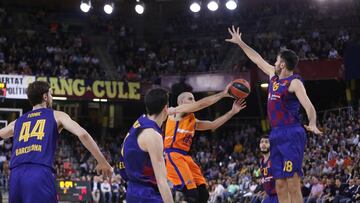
[278,49,299,71]
[145,88,168,116]
[260,135,269,140]
[27,81,51,106]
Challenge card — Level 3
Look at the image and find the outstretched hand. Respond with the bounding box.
[231,99,246,114]
[95,162,113,180]
[304,124,323,135]
[225,25,243,45]
[223,83,236,98]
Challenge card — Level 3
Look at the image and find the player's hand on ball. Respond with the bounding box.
[225,25,243,45]
[223,83,235,98]
[304,124,323,135]
[95,162,113,179]
[231,99,246,114]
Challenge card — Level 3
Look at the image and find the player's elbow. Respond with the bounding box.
[210,123,219,131]
[197,101,210,110]
[76,129,90,140]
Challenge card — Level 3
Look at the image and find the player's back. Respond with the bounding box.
[9,107,58,203]
[121,114,164,203]
[10,107,58,170]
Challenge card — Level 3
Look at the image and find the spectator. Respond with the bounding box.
[307,176,324,203]
[333,178,351,203]
[302,177,312,202]
[91,176,101,203]
[100,179,112,203]
[111,176,120,203]
[344,179,357,202]
[226,178,240,199]
[209,179,225,203]
[328,47,339,59]
[0,152,6,172]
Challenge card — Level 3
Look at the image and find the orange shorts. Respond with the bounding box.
[165,152,207,190]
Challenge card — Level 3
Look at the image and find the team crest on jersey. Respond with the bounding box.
[272,82,279,91]
[133,120,140,128]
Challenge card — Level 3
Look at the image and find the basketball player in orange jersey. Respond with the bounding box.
[165,89,246,203]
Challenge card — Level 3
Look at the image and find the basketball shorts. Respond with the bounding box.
[126,182,163,203]
[9,164,57,203]
[165,151,206,190]
[263,195,279,203]
[269,125,307,179]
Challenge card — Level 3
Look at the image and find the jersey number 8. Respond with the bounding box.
[283,161,293,172]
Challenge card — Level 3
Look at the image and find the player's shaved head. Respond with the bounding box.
[177,92,194,105]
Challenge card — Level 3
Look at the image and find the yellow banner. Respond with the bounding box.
[36,77,141,100]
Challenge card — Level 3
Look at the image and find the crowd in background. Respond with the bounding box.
[1,106,359,203]
[0,8,103,80]
[1,0,360,82]
[106,0,359,81]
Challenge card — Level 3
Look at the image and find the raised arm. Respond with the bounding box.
[289,79,322,135]
[54,111,113,178]
[226,26,275,77]
[139,129,174,203]
[196,99,246,131]
[168,86,231,115]
[0,120,15,139]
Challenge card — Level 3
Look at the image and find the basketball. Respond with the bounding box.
[228,79,251,99]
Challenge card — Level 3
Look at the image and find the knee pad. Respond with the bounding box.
[183,188,199,203]
[197,184,209,203]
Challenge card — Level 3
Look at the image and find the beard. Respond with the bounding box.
[260,148,270,154]
[275,67,281,76]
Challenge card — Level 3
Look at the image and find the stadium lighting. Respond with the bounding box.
[135,0,145,15]
[225,0,237,10]
[80,0,91,13]
[104,2,114,14]
[207,0,219,11]
[92,98,108,102]
[260,83,269,88]
[189,1,201,13]
[53,97,67,101]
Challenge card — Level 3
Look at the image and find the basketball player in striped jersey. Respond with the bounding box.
[0,81,113,203]
[165,89,246,203]
[259,136,278,203]
[226,26,322,203]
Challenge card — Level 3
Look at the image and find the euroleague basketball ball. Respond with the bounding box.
[228,79,251,99]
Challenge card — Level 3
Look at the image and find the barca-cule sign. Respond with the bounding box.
[37,77,141,100]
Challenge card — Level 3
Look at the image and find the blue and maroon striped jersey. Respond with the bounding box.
[267,74,303,128]
[260,157,276,196]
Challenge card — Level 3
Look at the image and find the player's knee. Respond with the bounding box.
[287,177,301,195]
[183,188,199,203]
[197,184,209,203]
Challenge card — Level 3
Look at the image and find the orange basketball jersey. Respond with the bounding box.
[164,113,196,153]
